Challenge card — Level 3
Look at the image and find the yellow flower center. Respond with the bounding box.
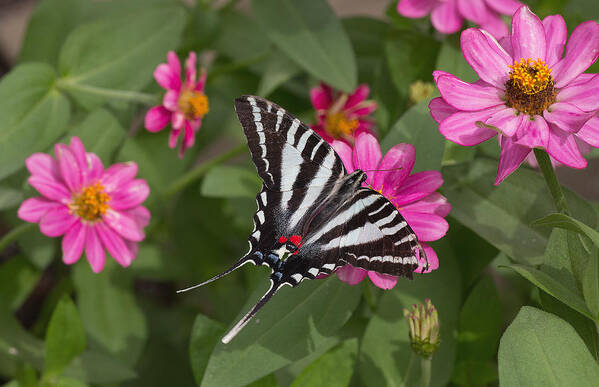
[69,182,111,222]
[178,90,209,120]
[325,112,359,139]
[505,58,556,116]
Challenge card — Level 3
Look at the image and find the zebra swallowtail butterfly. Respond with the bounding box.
[179,95,425,343]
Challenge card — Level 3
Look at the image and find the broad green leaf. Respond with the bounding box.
[201,277,361,387]
[443,159,598,265]
[62,351,136,384]
[0,186,24,211]
[18,229,55,269]
[359,241,461,387]
[55,377,89,387]
[257,53,302,97]
[68,109,125,162]
[290,339,357,387]
[190,315,225,386]
[381,99,445,173]
[252,0,357,92]
[435,38,477,83]
[0,63,71,180]
[214,10,270,65]
[498,306,599,386]
[583,252,599,319]
[0,257,40,311]
[533,213,599,249]
[201,165,261,198]
[451,360,498,386]
[44,297,86,379]
[506,264,593,319]
[57,6,185,109]
[72,261,147,366]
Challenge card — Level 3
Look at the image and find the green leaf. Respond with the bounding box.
[201,165,261,199]
[190,315,225,386]
[381,99,445,173]
[71,261,147,366]
[54,377,89,387]
[0,186,24,211]
[257,53,302,97]
[62,351,136,384]
[583,252,599,319]
[252,0,357,92]
[533,213,599,249]
[506,264,593,319]
[57,6,185,109]
[201,277,361,387]
[290,339,357,387]
[44,297,86,379]
[498,306,599,386]
[435,38,477,83]
[0,63,71,180]
[451,360,498,386]
[18,229,55,269]
[67,109,125,162]
[0,257,40,311]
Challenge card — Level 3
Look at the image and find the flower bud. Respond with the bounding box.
[403,298,440,358]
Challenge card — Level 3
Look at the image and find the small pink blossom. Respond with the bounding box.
[145,51,209,158]
[331,132,451,290]
[429,6,599,184]
[310,83,377,143]
[17,137,150,273]
[397,0,522,38]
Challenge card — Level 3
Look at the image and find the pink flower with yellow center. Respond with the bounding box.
[17,137,150,273]
[145,51,209,158]
[429,6,599,184]
[310,83,377,143]
[397,0,522,38]
[331,132,451,289]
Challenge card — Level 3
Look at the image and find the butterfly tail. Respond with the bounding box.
[221,279,282,344]
[176,256,254,294]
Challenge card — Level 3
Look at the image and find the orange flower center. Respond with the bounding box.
[325,112,359,138]
[178,90,209,120]
[505,58,556,115]
[70,182,111,221]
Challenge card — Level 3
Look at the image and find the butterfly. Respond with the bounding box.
[179,95,426,343]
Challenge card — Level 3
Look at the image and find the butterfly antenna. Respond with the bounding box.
[221,280,282,344]
[176,256,253,294]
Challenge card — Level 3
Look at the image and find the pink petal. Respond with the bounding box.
[401,192,451,217]
[552,21,599,88]
[125,240,139,262]
[103,209,145,242]
[485,0,521,15]
[345,85,369,110]
[109,179,150,210]
[436,74,503,111]
[544,102,595,133]
[28,176,70,202]
[18,197,61,223]
[353,132,382,185]
[439,108,500,146]
[556,75,599,112]
[195,69,207,91]
[26,153,60,181]
[163,90,179,112]
[310,84,333,110]
[55,144,82,192]
[496,136,531,184]
[393,170,444,206]
[336,265,367,285]
[543,15,567,67]
[145,106,171,133]
[40,206,77,237]
[69,137,88,173]
[401,211,449,242]
[430,0,463,34]
[101,162,138,193]
[511,6,547,62]
[127,206,151,228]
[185,52,197,88]
[429,97,458,124]
[458,0,493,24]
[514,115,549,148]
[86,153,104,184]
[373,143,415,191]
[576,116,599,148]
[479,13,509,40]
[349,101,377,117]
[414,243,438,273]
[85,226,106,273]
[397,0,436,18]
[154,51,181,91]
[485,107,523,136]
[499,36,513,55]
[172,111,185,130]
[367,272,398,289]
[331,140,354,172]
[169,126,181,149]
[95,222,134,267]
[547,126,587,169]
[62,222,86,264]
[461,28,512,88]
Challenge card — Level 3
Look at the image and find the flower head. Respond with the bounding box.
[145,51,209,158]
[331,132,450,289]
[17,137,150,273]
[397,0,522,38]
[430,6,599,184]
[404,299,440,358]
[310,83,377,143]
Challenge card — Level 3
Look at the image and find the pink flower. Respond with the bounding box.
[145,51,209,158]
[17,137,150,273]
[429,6,599,184]
[331,132,451,290]
[310,83,377,143]
[397,0,522,38]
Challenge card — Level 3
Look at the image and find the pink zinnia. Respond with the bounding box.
[331,132,451,289]
[310,83,377,143]
[397,0,522,38]
[430,6,599,184]
[145,51,209,158]
[17,137,150,273]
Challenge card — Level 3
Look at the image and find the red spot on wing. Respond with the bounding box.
[289,235,302,246]
[279,236,288,243]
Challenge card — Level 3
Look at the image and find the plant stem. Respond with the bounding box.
[533,148,570,215]
[56,80,158,105]
[0,223,36,253]
[164,143,246,197]
[420,357,432,387]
